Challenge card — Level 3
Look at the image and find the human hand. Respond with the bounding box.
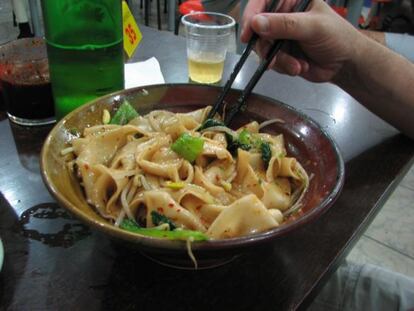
[240,0,364,83]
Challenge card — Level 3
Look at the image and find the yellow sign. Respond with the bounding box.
[122,1,142,58]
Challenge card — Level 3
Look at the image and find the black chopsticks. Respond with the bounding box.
[207,0,312,125]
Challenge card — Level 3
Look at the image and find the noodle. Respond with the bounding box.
[66,105,310,240]
[186,237,197,269]
[120,180,135,220]
[258,118,285,130]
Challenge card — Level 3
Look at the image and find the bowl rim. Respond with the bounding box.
[0,237,3,271]
[40,83,345,251]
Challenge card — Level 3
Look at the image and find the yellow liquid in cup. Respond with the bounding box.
[188,57,224,84]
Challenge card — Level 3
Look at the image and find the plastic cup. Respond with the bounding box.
[182,12,235,84]
[0,38,55,126]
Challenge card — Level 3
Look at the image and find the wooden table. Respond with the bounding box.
[1,26,413,311]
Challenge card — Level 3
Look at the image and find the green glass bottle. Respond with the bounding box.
[41,0,124,119]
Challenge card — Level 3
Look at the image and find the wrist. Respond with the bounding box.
[332,31,371,89]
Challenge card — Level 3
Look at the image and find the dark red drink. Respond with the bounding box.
[0,38,55,126]
[1,71,54,121]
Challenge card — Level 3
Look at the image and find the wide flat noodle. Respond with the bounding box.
[144,190,206,232]
[207,194,278,239]
[234,149,264,198]
[261,178,291,211]
[75,125,140,210]
[67,105,310,240]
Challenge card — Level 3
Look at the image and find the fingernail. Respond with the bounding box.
[255,15,269,33]
[241,24,246,35]
[289,62,300,76]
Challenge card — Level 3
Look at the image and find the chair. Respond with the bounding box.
[139,0,163,30]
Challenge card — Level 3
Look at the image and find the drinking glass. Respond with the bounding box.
[0,38,55,126]
[182,12,235,84]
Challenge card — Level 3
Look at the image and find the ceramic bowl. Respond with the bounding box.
[41,84,345,269]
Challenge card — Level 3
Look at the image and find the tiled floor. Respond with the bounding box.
[1,0,414,280]
[347,164,414,278]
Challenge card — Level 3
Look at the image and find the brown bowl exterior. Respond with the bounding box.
[41,84,344,268]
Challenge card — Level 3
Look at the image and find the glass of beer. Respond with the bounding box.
[41,0,125,120]
[0,38,55,126]
[182,12,235,84]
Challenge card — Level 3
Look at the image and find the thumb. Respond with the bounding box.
[251,12,314,42]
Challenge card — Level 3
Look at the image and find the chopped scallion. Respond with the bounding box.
[120,219,208,241]
[110,100,139,125]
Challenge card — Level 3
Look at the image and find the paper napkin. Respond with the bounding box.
[124,57,165,89]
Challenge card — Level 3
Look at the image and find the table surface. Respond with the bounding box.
[1,26,413,311]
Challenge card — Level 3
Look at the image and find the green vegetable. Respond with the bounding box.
[171,133,204,162]
[151,211,177,230]
[260,141,272,168]
[110,100,139,125]
[225,132,251,155]
[198,119,256,155]
[238,129,252,146]
[197,118,225,131]
[120,219,208,241]
[198,121,271,165]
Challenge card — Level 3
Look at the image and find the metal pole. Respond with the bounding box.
[346,0,364,26]
[168,0,176,31]
[28,0,43,37]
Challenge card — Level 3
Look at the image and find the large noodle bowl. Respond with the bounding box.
[62,105,309,240]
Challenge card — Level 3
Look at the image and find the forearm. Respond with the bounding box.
[334,34,414,139]
[360,30,385,45]
[361,30,414,62]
